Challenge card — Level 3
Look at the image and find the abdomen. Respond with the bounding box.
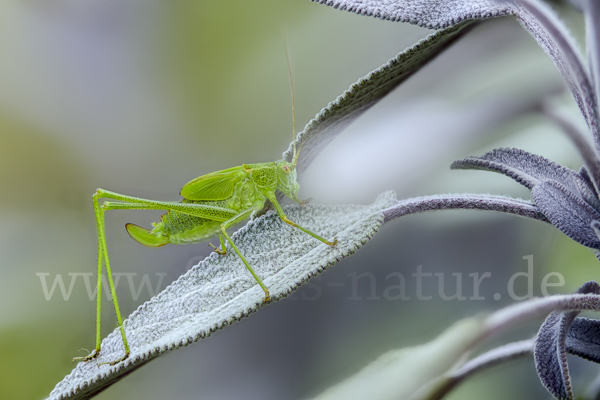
[160,210,223,245]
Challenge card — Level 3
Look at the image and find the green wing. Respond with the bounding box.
[180,166,247,200]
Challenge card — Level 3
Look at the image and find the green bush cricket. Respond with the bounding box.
[73,63,338,366]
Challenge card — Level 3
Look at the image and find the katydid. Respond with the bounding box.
[73,68,338,366]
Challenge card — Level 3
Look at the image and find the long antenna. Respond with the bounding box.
[286,46,298,166]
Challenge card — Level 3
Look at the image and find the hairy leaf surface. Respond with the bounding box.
[48,192,397,400]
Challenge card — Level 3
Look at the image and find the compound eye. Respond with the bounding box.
[282,165,291,175]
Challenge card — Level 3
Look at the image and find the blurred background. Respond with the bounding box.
[1,0,598,399]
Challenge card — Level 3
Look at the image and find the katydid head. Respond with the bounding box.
[276,160,300,199]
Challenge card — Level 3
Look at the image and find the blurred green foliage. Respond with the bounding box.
[0,0,593,399]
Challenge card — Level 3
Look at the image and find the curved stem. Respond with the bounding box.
[426,339,535,400]
[518,0,598,149]
[382,194,549,223]
[484,294,600,340]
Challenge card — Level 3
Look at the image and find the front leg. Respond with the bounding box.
[267,193,338,246]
